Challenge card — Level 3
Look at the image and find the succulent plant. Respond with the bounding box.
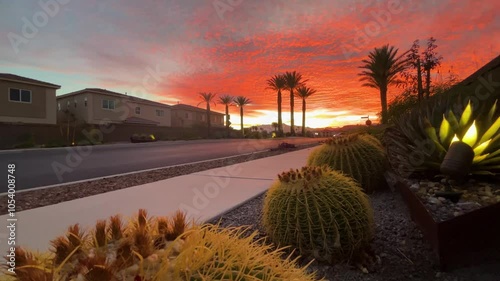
[385,95,500,177]
[3,210,319,281]
[307,134,387,192]
[262,166,375,264]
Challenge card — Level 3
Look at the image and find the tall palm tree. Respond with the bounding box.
[359,45,409,124]
[283,71,307,135]
[233,96,252,137]
[295,85,317,136]
[197,92,217,138]
[266,74,287,136]
[218,94,233,138]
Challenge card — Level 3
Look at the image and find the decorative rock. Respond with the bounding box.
[440,178,447,184]
[410,183,419,190]
[438,197,447,202]
[436,271,442,278]
[453,212,462,217]
[428,197,441,205]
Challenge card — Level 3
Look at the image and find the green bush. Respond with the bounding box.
[12,133,35,149]
[262,166,374,264]
[307,134,387,192]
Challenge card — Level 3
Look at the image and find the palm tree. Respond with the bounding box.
[218,94,233,138]
[359,44,409,124]
[197,92,217,138]
[295,85,317,136]
[266,74,287,136]
[233,96,252,137]
[283,71,307,135]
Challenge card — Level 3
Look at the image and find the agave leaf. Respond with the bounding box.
[478,154,500,165]
[462,121,478,147]
[459,100,473,128]
[423,117,447,154]
[473,140,491,156]
[470,170,496,176]
[478,116,500,145]
[446,110,459,134]
[473,154,489,164]
[439,114,453,144]
[487,100,498,123]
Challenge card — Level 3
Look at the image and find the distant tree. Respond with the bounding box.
[267,74,287,136]
[271,122,279,132]
[197,92,217,138]
[218,94,233,138]
[283,71,307,135]
[400,37,443,101]
[422,37,443,98]
[359,45,409,124]
[233,96,252,137]
[295,85,317,136]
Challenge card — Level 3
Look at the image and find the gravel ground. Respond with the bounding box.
[209,191,500,281]
[0,143,317,215]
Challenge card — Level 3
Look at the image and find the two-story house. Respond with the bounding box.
[0,73,60,124]
[56,88,172,126]
[171,104,225,128]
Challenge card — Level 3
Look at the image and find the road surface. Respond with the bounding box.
[0,137,324,192]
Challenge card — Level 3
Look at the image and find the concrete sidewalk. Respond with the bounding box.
[0,146,316,255]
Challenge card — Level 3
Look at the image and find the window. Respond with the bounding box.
[185,112,189,119]
[102,99,115,110]
[58,102,61,111]
[156,110,164,117]
[74,99,77,108]
[67,101,70,108]
[84,97,88,107]
[135,107,141,115]
[9,88,32,103]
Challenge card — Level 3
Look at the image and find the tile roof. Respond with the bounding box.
[0,73,61,89]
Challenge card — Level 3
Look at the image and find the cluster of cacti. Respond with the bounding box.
[3,210,319,281]
[307,133,387,192]
[385,97,500,177]
[262,166,375,264]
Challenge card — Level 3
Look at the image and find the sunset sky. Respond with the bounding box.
[1,0,499,128]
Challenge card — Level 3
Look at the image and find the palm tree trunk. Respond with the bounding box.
[290,89,294,135]
[225,105,230,138]
[277,90,283,136]
[206,104,211,138]
[302,98,306,136]
[380,86,388,124]
[240,107,244,137]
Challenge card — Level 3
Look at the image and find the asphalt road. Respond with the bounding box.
[0,137,325,192]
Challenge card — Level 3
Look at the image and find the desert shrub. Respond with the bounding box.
[262,166,374,264]
[307,134,387,192]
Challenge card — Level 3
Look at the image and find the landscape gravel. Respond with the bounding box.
[0,143,316,215]
[209,191,500,281]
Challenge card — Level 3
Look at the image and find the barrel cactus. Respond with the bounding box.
[307,133,387,192]
[262,166,375,264]
[3,209,320,281]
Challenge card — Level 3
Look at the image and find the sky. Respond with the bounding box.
[1,0,499,128]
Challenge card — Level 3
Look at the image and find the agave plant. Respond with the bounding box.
[385,95,500,177]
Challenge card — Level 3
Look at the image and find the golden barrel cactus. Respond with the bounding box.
[307,134,387,192]
[262,166,375,264]
[3,210,319,281]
